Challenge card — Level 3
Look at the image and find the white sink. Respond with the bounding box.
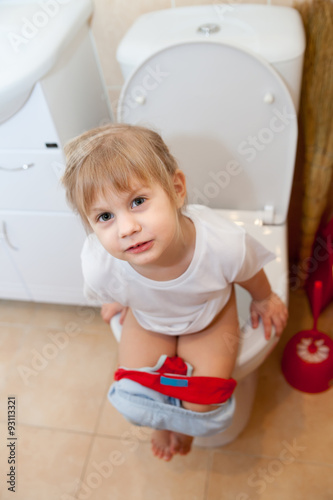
[0,0,93,123]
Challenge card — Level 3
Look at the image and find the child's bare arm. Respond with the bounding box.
[236,269,288,340]
[101,302,128,325]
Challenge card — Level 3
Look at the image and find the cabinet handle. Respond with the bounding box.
[0,163,34,172]
[1,221,19,251]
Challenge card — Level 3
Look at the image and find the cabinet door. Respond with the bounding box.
[0,222,31,301]
[0,212,87,305]
[0,149,69,212]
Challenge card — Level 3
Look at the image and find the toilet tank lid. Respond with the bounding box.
[117,5,305,68]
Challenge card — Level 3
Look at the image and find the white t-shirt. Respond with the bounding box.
[81,204,275,335]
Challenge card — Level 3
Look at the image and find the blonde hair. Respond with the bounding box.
[62,124,182,229]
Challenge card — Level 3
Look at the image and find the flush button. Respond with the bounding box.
[197,23,221,36]
[264,93,275,104]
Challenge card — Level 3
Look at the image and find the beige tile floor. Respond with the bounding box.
[0,289,332,500]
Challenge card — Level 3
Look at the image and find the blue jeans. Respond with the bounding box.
[109,378,235,437]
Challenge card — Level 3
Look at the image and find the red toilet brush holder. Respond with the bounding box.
[281,281,333,393]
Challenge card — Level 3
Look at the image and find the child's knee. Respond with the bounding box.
[181,401,220,413]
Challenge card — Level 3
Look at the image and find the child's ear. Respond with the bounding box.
[173,170,187,208]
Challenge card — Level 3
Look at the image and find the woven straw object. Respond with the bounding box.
[293,0,333,269]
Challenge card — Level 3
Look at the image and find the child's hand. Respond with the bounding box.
[101,302,128,325]
[250,292,288,340]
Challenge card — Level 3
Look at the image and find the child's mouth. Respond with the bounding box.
[126,240,153,254]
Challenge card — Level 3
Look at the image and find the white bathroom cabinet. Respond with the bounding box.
[0,21,112,305]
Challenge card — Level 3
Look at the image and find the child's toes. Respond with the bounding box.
[151,430,174,461]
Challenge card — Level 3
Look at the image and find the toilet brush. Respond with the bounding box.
[281,281,333,393]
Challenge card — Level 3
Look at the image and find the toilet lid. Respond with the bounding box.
[118,41,297,224]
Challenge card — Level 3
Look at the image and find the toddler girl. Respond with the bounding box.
[62,124,288,461]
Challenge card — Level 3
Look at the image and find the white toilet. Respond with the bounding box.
[111,5,306,446]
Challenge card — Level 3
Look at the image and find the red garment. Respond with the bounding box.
[114,355,237,405]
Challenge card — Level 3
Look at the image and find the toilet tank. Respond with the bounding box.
[117,5,305,111]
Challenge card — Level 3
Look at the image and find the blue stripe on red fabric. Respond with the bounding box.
[160,376,189,387]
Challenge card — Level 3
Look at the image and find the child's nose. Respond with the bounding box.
[118,213,141,238]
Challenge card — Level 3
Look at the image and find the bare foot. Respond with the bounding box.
[151,430,193,461]
[151,430,173,461]
[170,432,193,456]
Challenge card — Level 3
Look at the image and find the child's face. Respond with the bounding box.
[87,175,186,270]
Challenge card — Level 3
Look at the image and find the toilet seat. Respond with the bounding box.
[223,209,287,379]
[118,41,297,225]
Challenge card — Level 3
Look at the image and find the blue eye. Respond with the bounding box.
[132,197,145,208]
[98,212,113,222]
